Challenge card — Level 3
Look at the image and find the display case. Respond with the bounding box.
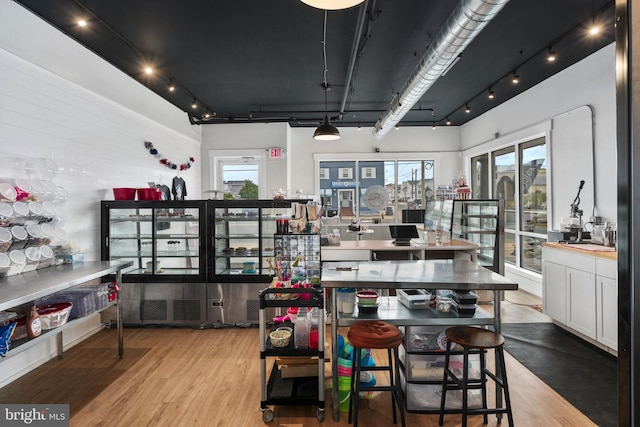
[450,199,504,274]
[101,201,206,282]
[208,200,305,282]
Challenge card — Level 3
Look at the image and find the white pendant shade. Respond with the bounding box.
[299,0,365,10]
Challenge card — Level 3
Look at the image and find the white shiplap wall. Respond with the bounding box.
[0,2,202,386]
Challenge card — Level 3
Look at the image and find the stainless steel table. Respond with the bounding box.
[321,259,518,421]
[0,261,132,359]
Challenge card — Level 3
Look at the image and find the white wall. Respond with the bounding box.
[461,43,616,222]
[460,43,616,295]
[0,1,201,385]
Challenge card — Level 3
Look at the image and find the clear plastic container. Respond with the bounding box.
[294,307,309,349]
[0,252,10,278]
[8,249,26,276]
[0,228,12,252]
[9,226,28,250]
[336,288,356,313]
[436,296,454,313]
[37,245,54,269]
[23,246,41,272]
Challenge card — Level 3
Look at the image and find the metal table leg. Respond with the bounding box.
[116,269,124,358]
[494,289,503,418]
[331,288,340,422]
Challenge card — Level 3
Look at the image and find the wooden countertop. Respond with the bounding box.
[321,238,478,252]
[543,241,617,261]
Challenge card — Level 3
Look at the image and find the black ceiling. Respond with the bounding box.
[14,0,615,129]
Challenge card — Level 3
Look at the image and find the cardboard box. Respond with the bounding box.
[279,363,319,378]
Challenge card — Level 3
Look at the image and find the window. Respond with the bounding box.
[338,168,353,179]
[318,159,435,224]
[218,159,260,200]
[361,167,376,179]
[479,137,546,274]
[319,168,329,180]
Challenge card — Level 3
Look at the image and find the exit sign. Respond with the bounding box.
[268,147,285,159]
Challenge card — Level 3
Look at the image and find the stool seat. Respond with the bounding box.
[445,325,504,349]
[348,320,402,349]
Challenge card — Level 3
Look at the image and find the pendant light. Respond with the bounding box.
[299,0,365,10]
[313,11,340,141]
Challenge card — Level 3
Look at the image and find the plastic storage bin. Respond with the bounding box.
[399,344,481,381]
[451,291,478,305]
[404,325,463,352]
[399,371,483,411]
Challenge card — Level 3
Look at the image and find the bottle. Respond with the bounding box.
[26,305,42,339]
[308,307,319,350]
[294,307,309,349]
[604,222,615,247]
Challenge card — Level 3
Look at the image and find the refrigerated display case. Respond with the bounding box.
[101,200,206,281]
[208,200,304,282]
[450,199,504,274]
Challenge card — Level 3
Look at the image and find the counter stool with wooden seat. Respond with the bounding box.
[347,320,405,427]
[438,325,514,427]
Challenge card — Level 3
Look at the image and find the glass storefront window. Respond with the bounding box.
[319,159,434,224]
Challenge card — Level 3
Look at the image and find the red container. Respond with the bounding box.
[137,188,161,200]
[113,188,136,200]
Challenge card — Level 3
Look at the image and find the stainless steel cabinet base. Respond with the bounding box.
[207,282,275,326]
[121,282,207,326]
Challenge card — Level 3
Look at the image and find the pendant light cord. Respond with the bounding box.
[322,10,329,112]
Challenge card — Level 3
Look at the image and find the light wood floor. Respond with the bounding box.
[0,291,596,427]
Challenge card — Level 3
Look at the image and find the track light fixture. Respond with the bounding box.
[488,88,495,99]
[191,99,198,109]
[512,71,520,84]
[465,104,471,113]
[446,117,452,125]
[395,124,400,130]
[168,79,175,92]
[357,124,362,131]
[432,123,436,130]
[547,47,557,62]
[313,12,340,141]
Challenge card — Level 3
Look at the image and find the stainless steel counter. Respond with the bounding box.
[0,261,132,359]
[321,259,518,421]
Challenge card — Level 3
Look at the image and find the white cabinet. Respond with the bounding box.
[566,267,596,338]
[596,258,618,350]
[542,245,617,350]
[542,260,567,323]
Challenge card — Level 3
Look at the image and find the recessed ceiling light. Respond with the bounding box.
[144,67,153,75]
[589,26,600,35]
[77,19,87,27]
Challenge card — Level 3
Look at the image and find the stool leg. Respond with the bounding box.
[388,348,397,424]
[496,346,514,427]
[353,347,362,426]
[461,347,469,427]
[480,349,488,424]
[438,340,452,426]
[392,347,406,427]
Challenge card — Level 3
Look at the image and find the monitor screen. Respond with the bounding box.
[389,224,419,240]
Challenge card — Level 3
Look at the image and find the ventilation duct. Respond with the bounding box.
[373,0,510,139]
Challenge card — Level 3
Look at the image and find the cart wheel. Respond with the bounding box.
[317,408,325,422]
[262,409,274,423]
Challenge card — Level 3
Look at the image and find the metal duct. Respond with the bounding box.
[373,0,510,139]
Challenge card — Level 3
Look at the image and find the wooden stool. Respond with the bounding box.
[347,320,405,427]
[438,326,514,427]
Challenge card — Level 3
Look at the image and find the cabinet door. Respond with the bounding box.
[543,261,566,323]
[597,275,618,350]
[566,267,596,339]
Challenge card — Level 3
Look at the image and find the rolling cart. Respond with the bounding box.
[259,287,325,423]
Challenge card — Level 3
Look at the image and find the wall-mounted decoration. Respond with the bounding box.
[144,141,195,171]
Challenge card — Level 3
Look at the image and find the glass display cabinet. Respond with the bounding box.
[450,199,504,274]
[101,201,206,282]
[208,200,304,282]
